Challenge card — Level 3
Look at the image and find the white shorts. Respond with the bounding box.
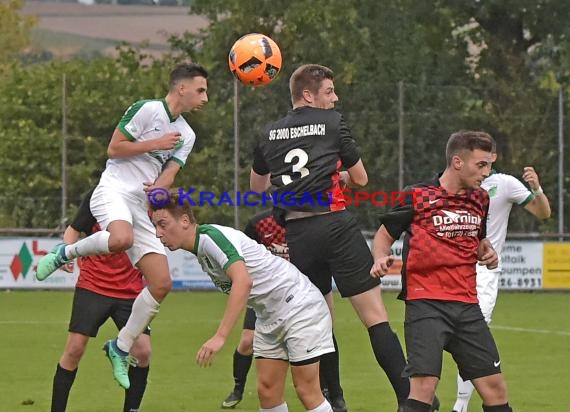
[253,288,334,363]
[476,265,501,324]
[90,184,166,265]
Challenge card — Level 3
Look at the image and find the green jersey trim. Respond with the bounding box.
[161,98,177,123]
[117,100,151,141]
[519,193,535,207]
[199,225,245,270]
[171,157,185,167]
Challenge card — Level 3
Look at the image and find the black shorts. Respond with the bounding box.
[285,210,380,297]
[242,307,257,330]
[403,299,501,381]
[69,288,151,337]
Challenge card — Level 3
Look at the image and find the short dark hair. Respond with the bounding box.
[149,188,197,223]
[289,64,334,103]
[169,63,208,90]
[445,131,495,165]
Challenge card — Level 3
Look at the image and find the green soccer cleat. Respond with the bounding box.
[35,243,69,281]
[221,390,243,409]
[103,339,132,390]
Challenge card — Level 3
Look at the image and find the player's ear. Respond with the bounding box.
[452,155,463,170]
[302,89,313,104]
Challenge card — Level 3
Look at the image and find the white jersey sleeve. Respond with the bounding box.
[170,125,196,168]
[200,226,245,271]
[505,174,534,206]
[118,100,154,141]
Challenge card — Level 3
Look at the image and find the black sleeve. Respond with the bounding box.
[252,143,270,175]
[70,188,97,235]
[338,114,361,169]
[243,218,259,243]
[379,186,416,240]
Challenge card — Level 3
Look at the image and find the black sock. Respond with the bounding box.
[319,332,343,399]
[402,398,432,412]
[233,349,253,394]
[123,366,149,412]
[368,322,410,402]
[483,404,513,412]
[51,363,77,412]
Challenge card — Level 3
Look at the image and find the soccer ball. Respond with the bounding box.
[228,33,282,87]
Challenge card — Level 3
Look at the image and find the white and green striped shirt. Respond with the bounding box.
[100,99,196,199]
[482,172,534,268]
[193,224,315,324]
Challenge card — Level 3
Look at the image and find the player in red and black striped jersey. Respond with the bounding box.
[50,188,151,412]
[251,64,411,411]
[372,131,514,412]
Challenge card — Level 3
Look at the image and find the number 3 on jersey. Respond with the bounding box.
[282,148,310,185]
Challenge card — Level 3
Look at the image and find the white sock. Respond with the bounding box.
[64,231,110,259]
[307,399,333,412]
[260,402,288,412]
[452,373,475,412]
[117,288,159,352]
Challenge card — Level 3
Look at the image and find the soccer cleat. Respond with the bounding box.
[329,395,348,412]
[103,339,134,390]
[35,243,69,281]
[221,390,243,409]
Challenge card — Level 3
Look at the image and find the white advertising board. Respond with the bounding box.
[0,237,549,291]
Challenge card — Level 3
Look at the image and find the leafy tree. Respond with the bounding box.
[0,48,181,228]
[0,0,36,62]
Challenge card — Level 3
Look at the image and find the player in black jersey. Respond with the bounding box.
[250,64,423,411]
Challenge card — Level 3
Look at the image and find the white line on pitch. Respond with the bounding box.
[491,324,570,337]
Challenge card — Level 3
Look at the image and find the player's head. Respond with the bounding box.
[149,189,197,251]
[289,64,338,109]
[168,63,209,112]
[445,131,495,189]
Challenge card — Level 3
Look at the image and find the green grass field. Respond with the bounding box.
[1,291,568,411]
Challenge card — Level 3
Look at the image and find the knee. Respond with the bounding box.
[146,275,172,301]
[108,232,133,252]
[477,374,509,405]
[131,338,152,367]
[293,381,312,403]
[489,377,508,399]
[62,343,86,366]
[153,277,172,299]
[257,380,271,403]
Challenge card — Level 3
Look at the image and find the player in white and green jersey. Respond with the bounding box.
[150,189,335,412]
[35,63,209,390]
[452,163,550,412]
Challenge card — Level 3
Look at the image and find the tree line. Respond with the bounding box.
[0,0,568,233]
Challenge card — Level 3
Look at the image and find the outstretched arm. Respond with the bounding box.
[196,261,252,367]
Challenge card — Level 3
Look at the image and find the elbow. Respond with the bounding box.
[107,146,118,159]
[352,174,368,187]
